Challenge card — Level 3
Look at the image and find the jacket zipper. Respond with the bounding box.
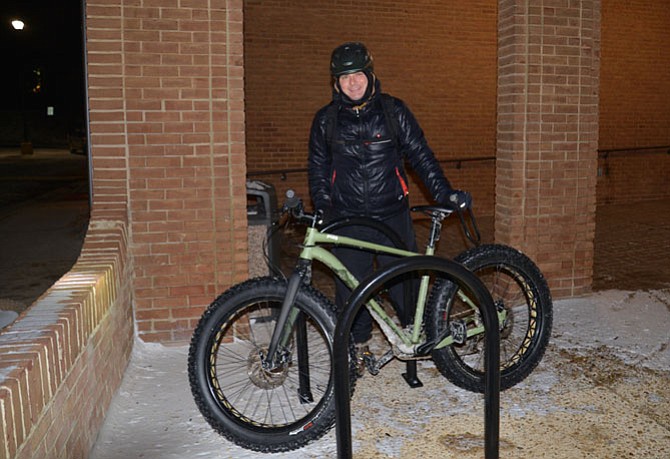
[355,107,371,214]
[395,167,409,197]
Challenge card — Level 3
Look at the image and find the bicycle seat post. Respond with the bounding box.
[425,212,444,255]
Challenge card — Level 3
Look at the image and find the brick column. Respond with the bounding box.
[497,0,600,297]
[87,0,247,342]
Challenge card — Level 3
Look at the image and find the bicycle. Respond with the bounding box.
[188,191,553,452]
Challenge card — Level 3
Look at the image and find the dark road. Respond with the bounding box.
[0,148,89,317]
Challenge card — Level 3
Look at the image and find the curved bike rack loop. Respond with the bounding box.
[322,216,422,386]
[333,255,500,458]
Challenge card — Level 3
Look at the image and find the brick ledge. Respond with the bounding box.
[0,218,134,459]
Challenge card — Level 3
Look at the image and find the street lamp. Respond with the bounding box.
[11,18,33,154]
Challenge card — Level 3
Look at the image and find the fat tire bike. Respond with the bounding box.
[188,192,553,452]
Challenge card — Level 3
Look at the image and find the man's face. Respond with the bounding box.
[338,72,368,102]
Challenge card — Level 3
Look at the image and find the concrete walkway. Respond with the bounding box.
[89,289,670,458]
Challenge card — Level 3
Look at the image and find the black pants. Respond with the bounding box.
[331,208,418,343]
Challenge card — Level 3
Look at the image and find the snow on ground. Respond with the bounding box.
[89,289,670,459]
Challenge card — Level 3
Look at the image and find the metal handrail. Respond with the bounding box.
[598,145,670,158]
[247,167,306,180]
[441,155,496,169]
[246,155,496,179]
[246,145,669,179]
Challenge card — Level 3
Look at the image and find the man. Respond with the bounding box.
[307,42,470,370]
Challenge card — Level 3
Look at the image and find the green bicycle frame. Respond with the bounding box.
[299,227,491,351]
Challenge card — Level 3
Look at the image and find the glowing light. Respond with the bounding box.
[11,19,25,30]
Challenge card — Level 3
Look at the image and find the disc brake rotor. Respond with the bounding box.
[247,348,290,389]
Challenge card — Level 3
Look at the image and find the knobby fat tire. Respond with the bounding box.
[188,277,355,452]
[427,244,553,392]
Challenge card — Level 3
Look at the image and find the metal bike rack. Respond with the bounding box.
[333,255,500,459]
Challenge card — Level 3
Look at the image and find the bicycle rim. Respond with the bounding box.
[448,263,536,374]
[206,300,333,430]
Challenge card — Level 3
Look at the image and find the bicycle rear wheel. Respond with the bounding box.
[188,277,351,452]
[427,244,553,392]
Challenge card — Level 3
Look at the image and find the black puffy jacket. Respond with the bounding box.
[308,81,453,219]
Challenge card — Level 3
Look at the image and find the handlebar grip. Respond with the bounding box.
[284,189,301,210]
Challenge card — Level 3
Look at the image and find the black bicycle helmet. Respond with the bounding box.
[330,42,373,77]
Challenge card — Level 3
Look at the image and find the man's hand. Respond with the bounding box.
[447,190,472,210]
[316,208,334,225]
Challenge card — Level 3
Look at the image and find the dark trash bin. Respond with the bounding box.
[246,180,281,276]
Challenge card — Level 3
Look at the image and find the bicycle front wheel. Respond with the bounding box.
[427,244,553,392]
[188,277,348,452]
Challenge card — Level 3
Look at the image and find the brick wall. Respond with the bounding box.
[496,0,600,297]
[86,0,248,342]
[243,0,498,216]
[243,0,603,295]
[0,1,249,457]
[0,217,133,459]
[597,0,670,203]
[244,1,669,216]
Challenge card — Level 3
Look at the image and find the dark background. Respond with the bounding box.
[0,1,85,148]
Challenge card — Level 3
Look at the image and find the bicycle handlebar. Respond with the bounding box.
[281,190,321,227]
[281,189,481,245]
[410,204,481,246]
[457,207,481,245]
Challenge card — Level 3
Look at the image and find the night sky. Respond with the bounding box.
[1,1,85,144]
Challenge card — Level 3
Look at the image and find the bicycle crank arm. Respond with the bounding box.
[365,350,395,376]
[416,322,487,355]
[419,306,508,355]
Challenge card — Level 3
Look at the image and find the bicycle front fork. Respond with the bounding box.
[262,261,314,402]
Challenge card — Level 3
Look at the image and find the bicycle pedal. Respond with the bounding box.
[449,320,467,345]
[363,353,379,375]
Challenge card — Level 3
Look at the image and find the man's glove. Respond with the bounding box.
[316,207,335,225]
[446,190,472,210]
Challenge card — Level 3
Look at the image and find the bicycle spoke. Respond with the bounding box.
[204,302,333,429]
